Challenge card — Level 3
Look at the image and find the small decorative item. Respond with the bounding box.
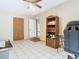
[51,21,55,25]
[48,22,51,25]
[48,21,55,25]
[52,35,55,38]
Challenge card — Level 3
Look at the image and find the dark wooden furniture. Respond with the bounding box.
[46,15,59,49]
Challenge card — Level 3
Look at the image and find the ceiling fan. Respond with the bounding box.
[23,0,42,8]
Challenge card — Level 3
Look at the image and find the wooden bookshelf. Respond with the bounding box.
[46,15,59,49]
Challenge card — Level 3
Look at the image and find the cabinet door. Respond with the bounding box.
[46,39,51,46]
[51,39,59,48]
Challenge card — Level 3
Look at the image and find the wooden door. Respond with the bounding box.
[13,17,24,41]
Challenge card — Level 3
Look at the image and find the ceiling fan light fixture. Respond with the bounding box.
[23,0,41,3]
[23,0,42,8]
[26,3,35,9]
[28,5,34,8]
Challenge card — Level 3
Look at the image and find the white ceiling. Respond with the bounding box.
[0,0,67,16]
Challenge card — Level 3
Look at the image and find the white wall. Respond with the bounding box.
[35,0,79,41]
[52,0,79,32]
[0,12,29,41]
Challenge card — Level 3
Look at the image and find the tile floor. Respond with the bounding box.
[9,40,75,59]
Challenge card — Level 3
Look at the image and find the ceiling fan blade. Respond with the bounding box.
[35,4,42,8]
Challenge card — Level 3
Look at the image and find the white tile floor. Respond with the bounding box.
[9,40,75,59]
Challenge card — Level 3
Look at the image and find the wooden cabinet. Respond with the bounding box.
[46,15,59,49]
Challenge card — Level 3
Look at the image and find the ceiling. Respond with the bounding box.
[0,0,67,16]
